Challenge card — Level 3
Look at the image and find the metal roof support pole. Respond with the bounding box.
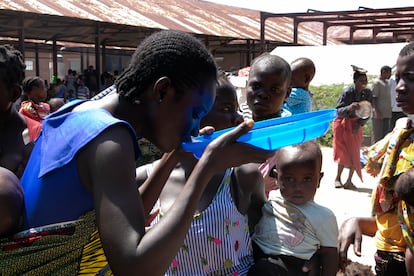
[392,33,398,43]
[52,39,58,80]
[102,40,106,80]
[293,18,298,45]
[246,39,252,65]
[260,12,266,52]
[19,14,25,57]
[372,28,378,43]
[323,22,328,45]
[350,27,355,44]
[35,44,40,76]
[80,48,84,75]
[95,23,101,93]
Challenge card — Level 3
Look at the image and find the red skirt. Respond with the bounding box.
[332,117,363,180]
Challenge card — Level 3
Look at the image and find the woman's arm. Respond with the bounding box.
[233,163,266,232]
[406,247,414,276]
[338,217,377,271]
[84,120,274,275]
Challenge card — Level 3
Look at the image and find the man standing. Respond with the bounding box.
[371,65,392,142]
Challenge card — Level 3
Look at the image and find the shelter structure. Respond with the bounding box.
[0,0,345,87]
[260,6,414,50]
[0,1,413,91]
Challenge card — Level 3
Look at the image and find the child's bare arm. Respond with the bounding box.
[319,246,338,276]
[406,247,414,276]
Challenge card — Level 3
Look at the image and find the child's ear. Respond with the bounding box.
[153,77,173,103]
[285,85,292,100]
[10,84,22,103]
[270,167,278,179]
[305,73,311,84]
[318,172,324,188]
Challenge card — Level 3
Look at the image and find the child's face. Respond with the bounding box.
[200,86,243,131]
[29,82,47,103]
[395,54,414,115]
[246,62,290,121]
[274,147,323,205]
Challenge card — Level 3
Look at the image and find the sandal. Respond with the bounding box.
[343,182,357,190]
[334,180,343,188]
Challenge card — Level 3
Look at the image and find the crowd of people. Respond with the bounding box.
[0,29,413,276]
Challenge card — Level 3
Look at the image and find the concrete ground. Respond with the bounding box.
[315,146,378,272]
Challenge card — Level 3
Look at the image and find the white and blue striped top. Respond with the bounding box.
[151,168,253,276]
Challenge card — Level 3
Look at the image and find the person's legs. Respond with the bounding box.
[334,164,344,188]
[343,168,357,190]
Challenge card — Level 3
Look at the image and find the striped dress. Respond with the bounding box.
[151,168,253,276]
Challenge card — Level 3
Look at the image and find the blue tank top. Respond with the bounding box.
[21,100,140,229]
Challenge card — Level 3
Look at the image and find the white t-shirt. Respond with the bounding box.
[252,190,338,260]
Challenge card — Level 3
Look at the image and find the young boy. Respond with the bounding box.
[249,141,338,276]
[239,53,292,194]
[240,53,291,121]
[284,57,316,114]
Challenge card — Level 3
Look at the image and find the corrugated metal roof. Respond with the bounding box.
[0,0,343,48]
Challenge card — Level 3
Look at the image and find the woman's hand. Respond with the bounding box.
[337,217,376,271]
[200,119,274,173]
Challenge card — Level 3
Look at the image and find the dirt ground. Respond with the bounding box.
[315,146,378,272]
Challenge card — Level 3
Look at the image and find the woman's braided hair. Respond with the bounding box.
[115,30,217,103]
[0,44,25,90]
[22,76,44,94]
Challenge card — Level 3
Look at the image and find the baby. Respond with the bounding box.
[249,141,338,276]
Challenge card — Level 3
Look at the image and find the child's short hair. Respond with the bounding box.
[216,70,236,96]
[291,57,316,79]
[0,44,25,90]
[274,140,322,171]
[250,52,291,81]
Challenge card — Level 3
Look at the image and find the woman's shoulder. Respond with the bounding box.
[342,86,355,94]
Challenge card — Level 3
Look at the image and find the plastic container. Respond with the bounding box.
[182,108,337,158]
[355,100,372,119]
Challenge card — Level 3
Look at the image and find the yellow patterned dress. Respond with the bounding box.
[365,117,414,252]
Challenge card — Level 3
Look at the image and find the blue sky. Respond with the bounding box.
[203,0,413,13]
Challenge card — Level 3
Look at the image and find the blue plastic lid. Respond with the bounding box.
[182,108,337,158]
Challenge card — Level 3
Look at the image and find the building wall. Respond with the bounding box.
[21,46,251,91]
